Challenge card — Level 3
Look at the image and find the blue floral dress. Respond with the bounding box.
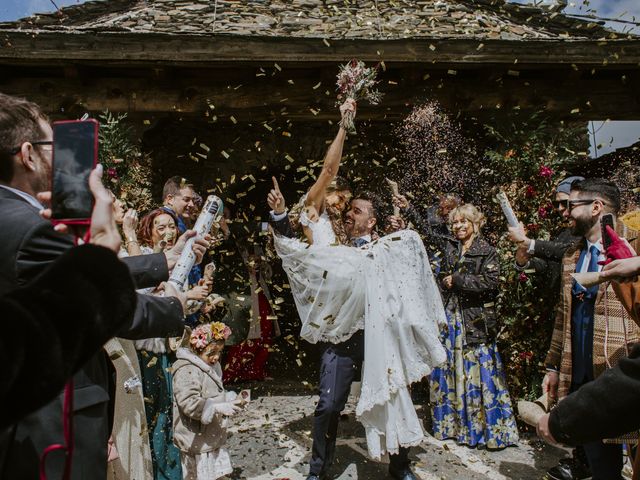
[429,298,519,449]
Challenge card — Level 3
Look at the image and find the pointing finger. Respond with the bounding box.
[272,176,280,192]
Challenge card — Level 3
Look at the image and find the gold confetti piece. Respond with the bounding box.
[230,174,236,183]
[266,315,278,321]
[388,80,398,85]
[147,357,158,368]
[570,108,580,114]
[447,69,457,75]
[282,131,291,137]
[296,358,303,367]
[477,43,484,50]
[422,73,430,80]
[380,61,386,72]
[220,150,229,159]
[287,79,295,85]
[274,297,285,304]
[263,123,273,131]
[309,108,319,116]
[429,44,436,51]
[312,82,322,90]
[507,70,519,76]
[143,119,151,125]
[322,38,330,47]
[230,116,237,124]
[199,143,210,152]
[274,63,281,71]
[285,154,295,163]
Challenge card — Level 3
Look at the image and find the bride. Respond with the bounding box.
[270,99,447,463]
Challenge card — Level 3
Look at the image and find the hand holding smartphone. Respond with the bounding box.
[600,213,615,251]
[51,119,99,226]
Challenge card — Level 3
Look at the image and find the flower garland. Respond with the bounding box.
[190,321,232,351]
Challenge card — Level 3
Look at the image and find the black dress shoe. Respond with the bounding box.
[389,467,418,480]
[306,475,321,480]
[546,460,590,480]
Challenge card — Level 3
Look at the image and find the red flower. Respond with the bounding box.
[527,223,540,233]
[107,167,118,179]
[539,165,554,179]
[525,185,536,198]
[518,272,528,282]
[538,206,548,218]
[519,351,533,361]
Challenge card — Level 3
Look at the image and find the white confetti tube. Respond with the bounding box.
[168,195,223,289]
[496,191,519,228]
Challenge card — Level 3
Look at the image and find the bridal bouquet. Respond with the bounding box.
[336,59,383,134]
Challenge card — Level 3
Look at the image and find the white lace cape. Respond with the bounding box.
[274,228,447,459]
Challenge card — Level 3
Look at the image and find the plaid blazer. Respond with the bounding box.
[544,242,640,399]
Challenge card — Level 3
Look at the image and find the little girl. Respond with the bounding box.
[172,322,240,480]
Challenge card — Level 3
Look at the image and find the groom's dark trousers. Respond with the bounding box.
[310,329,411,476]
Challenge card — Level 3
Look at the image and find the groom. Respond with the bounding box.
[268,187,417,480]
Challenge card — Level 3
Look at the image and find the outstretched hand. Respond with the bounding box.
[267,176,286,214]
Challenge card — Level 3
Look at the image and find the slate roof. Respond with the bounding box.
[0,0,625,41]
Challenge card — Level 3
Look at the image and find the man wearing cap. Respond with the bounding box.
[507,176,587,480]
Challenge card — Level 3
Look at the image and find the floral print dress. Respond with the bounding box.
[429,296,519,449]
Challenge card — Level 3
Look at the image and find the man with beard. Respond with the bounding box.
[541,178,640,480]
[268,187,417,480]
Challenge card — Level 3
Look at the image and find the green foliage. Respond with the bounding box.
[98,111,154,212]
[481,115,585,401]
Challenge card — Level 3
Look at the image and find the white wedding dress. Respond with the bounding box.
[274,210,447,459]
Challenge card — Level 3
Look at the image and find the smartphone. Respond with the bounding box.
[51,119,99,225]
[601,213,615,251]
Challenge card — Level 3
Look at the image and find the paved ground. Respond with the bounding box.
[221,381,605,480]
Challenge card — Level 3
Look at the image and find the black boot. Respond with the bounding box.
[546,447,591,480]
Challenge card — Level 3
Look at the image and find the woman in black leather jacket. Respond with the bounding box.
[429,203,519,449]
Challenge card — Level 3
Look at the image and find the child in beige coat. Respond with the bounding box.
[172,322,241,480]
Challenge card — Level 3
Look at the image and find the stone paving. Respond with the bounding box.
[222,382,587,480]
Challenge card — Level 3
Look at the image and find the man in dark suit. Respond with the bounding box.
[0,92,207,479]
[267,183,416,480]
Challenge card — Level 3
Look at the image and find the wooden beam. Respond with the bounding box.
[0,31,639,66]
[0,70,637,120]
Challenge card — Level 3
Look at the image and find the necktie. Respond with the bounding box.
[572,245,600,300]
[587,244,600,273]
[353,237,368,247]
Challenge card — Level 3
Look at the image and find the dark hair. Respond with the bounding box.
[0,93,49,182]
[162,175,194,201]
[352,190,384,221]
[572,178,621,215]
[137,208,176,247]
[326,175,351,194]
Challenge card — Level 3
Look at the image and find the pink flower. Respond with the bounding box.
[518,272,528,282]
[539,165,554,179]
[525,185,536,198]
[107,167,118,179]
[223,326,232,340]
[538,206,548,218]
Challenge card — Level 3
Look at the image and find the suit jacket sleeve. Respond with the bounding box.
[271,215,296,238]
[120,253,169,289]
[533,239,572,263]
[118,294,185,340]
[0,244,136,428]
[549,345,640,445]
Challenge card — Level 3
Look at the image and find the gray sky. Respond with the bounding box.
[1,0,638,157]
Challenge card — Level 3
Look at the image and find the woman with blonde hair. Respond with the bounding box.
[430,203,519,449]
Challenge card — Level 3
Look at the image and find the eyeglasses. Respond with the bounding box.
[566,199,607,212]
[6,140,53,155]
